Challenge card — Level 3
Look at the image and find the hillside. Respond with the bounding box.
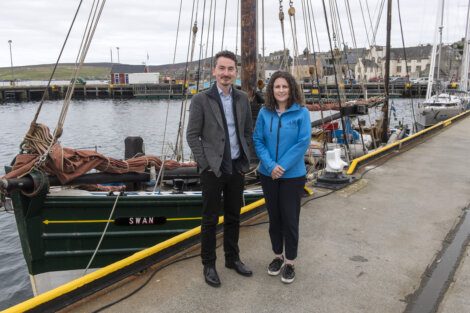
[0,63,112,81]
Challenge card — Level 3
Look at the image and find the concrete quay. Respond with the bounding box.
[65,115,470,313]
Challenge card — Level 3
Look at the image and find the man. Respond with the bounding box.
[186,50,253,287]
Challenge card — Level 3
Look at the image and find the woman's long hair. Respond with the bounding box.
[264,71,304,111]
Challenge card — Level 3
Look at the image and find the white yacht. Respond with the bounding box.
[416,0,468,130]
[416,93,464,130]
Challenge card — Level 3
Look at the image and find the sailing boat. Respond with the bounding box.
[416,0,467,130]
[0,1,264,295]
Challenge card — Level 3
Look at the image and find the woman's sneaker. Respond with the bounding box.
[267,256,284,276]
[281,264,295,283]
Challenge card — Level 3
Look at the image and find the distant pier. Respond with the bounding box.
[0,83,186,102]
[0,82,436,103]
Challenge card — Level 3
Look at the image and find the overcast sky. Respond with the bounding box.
[0,0,469,68]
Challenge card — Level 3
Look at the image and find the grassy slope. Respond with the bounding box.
[0,64,111,81]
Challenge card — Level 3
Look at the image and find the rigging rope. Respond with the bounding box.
[301,0,312,54]
[178,19,199,161]
[321,0,351,162]
[304,0,328,143]
[358,0,371,47]
[371,0,386,46]
[278,0,289,71]
[162,0,184,155]
[331,0,345,49]
[221,0,228,50]
[344,0,357,49]
[58,0,105,135]
[175,0,197,161]
[235,0,240,56]
[173,0,183,64]
[196,0,208,92]
[397,0,417,133]
[209,0,217,86]
[261,0,265,63]
[27,0,106,169]
[201,0,213,85]
[365,0,374,39]
[29,0,84,128]
[307,0,321,52]
[288,1,301,79]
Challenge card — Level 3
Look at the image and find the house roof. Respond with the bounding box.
[389,45,433,60]
[361,58,379,68]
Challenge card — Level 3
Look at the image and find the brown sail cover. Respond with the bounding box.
[305,97,384,111]
[4,143,196,184]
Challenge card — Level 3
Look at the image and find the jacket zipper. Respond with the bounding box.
[275,114,282,161]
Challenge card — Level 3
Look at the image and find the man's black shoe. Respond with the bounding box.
[203,265,221,287]
[225,260,253,277]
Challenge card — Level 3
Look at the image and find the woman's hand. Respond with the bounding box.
[271,165,285,179]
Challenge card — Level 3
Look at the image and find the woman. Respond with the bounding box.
[253,71,311,284]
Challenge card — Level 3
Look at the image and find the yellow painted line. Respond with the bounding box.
[347,109,470,175]
[166,217,202,221]
[43,220,113,224]
[4,198,266,313]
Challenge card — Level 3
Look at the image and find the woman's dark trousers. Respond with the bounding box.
[260,174,305,260]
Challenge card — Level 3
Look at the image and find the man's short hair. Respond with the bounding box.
[214,50,237,67]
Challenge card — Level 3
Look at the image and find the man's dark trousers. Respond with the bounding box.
[200,167,244,266]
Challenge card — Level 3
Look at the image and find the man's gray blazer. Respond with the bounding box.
[186,84,253,177]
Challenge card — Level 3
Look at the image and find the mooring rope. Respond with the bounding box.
[83,192,121,276]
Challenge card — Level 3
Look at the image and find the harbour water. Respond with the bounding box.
[0,98,417,309]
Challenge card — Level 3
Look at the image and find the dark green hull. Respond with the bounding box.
[11,189,264,276]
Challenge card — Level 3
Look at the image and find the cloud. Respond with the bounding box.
[0,0,468,68]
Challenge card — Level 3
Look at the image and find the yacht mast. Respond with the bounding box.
[426,0,445,99]
[459,0,470,92]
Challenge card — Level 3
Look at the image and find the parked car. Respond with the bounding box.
[416,77,429,84]
[368,77,383,83]
[390,76,409,84]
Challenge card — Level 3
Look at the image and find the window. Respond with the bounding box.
[416,65,421,72]
[407,66,411,73]
[397,66,402,73]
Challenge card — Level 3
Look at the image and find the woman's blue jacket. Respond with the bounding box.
[253,103,311,178]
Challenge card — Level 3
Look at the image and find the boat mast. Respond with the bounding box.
[426,0,445,99]
[381,0,392,143]
[459,0,470,92]
[435,0,445,90]
[241,0,261,120]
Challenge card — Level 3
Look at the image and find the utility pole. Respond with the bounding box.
[8,40,15,84]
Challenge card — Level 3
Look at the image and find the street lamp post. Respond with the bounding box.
[8,40,15,84]
[116,47,120,63]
